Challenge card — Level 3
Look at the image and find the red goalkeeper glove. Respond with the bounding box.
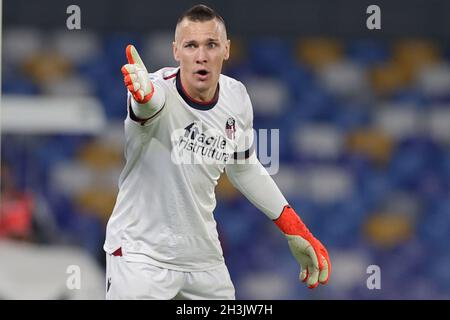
[274,205,331,289]
[121,44,154,104]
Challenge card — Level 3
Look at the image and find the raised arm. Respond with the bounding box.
[121,45,165,121]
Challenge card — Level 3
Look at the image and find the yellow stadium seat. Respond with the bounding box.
[227,37,245,65]
[215,174,240,202]
[22,51,72,84]
[346,129,394,166]
[370,62,409,96]
[296,38,343,69]
[363,212,414,248]
[393,39,441,82]
[77,142,123,169]
[75,189,117,223]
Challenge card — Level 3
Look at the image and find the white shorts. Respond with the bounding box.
[105,254,235,300]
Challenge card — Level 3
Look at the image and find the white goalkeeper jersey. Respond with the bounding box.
[104,67,254,271]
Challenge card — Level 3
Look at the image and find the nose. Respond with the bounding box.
[196,46,208,64]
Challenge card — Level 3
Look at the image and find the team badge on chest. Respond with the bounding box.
[225,117,236,140]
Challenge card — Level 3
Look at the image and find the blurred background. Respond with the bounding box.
[1,0,450,299]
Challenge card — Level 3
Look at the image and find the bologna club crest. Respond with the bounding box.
[225,117,236,140]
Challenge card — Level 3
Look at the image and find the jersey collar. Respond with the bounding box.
[176,70,219,111]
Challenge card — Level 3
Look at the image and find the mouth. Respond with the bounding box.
[194,69,210,80]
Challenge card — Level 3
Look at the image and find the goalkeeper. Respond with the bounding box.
[104,4,331,299]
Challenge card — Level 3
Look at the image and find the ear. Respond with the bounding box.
[173,41,180,62]
[224,39,231,61]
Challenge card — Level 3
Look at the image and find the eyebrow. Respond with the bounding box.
[184,38,220,44]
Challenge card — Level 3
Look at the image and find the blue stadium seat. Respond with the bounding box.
[248,38,294,76]
[2,75,40,95]
[391,88,427,106]
[347,39,389,66]
[358,168,393,210]
[278,65,316,101]
[97,77,128,119]
[293,87,340,122]
[320,198,366,248]
[388,137,440,189]
[77,55,112,84]
[429,253,450,292]
[334,103,371,130]
[103,33,142,74]
[417,199,450,253]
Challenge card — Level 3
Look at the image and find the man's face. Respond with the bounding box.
[173,19,230,96]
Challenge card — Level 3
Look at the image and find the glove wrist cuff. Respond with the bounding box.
[273,205,313,240]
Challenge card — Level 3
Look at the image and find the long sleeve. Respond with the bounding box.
[225,152,288,220]
[129,78,166,121]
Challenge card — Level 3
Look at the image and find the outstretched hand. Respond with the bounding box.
[121,44,154,104]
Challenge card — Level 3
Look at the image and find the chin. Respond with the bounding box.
[194,80,213,91]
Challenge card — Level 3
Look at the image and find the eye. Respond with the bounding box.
[208,42,217,48]
[185,43,196,48]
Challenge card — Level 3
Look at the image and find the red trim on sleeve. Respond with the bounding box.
[163,73,177,80]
